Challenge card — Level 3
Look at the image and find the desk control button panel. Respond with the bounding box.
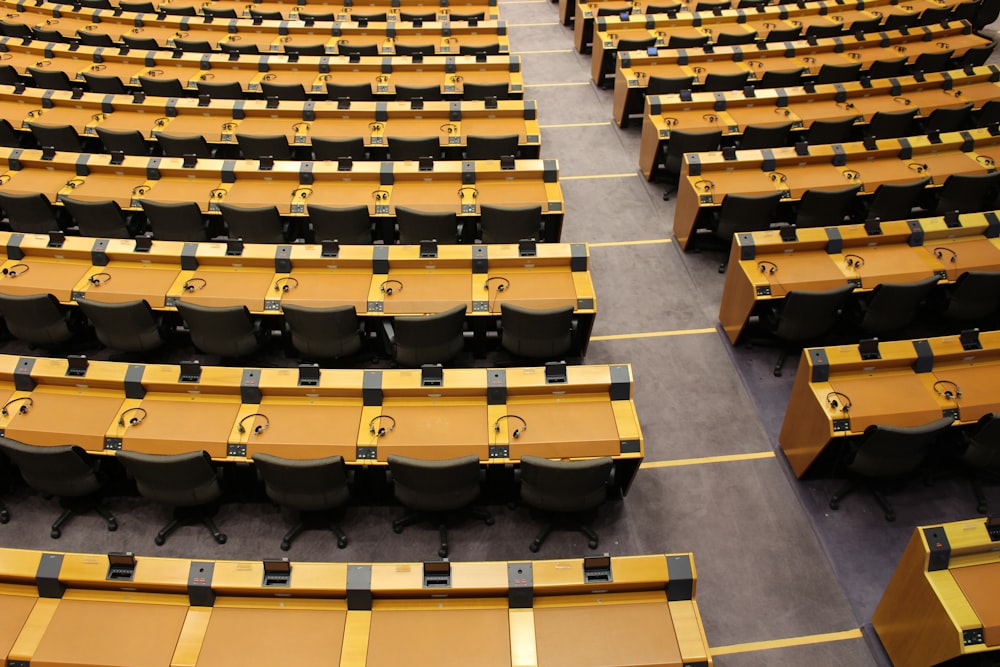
[756,285,771,296]
[264,299,281,311]
[472,300,489,312]
[375,204,389,214]
[368,301,384,313]
[832,418,851,432]
[963,629,985,646]
[227,444,247,457]
[104,437,123,451]
[941,408,959,421]
[356,446,377,460]
[462,203,476,214]
[489,445,508,458]
[847,278,862,289]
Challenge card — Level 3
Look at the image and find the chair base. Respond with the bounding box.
[773,349,790,377]
[154,506,226,546]
[529,512,601,552]
[392,507,494,558]
[0,499,9,524]
[829,478,896,522]
[280,510,348,551]
[50,497,117,539]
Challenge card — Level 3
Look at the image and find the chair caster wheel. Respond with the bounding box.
[829,499,839,510]
[485,516,495,526]
[438,548,448,559]
[280,541,291,551]
[392,524,404,534]
[108,520,118,532]
[885,512,896,522]
[529,542,540,553]
[0,512,9,524]
[662,193,670,201]
[50,528,61,539]
[337,537,349,549]
[588,539,599,549]
[979,503,988,514]
[773,369,783,377]
[154,535,165,546]
[215,533,227,545]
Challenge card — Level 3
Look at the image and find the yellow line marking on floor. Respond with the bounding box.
[524,81,592,87]
[540,121,610,128]
[590,327,714,341]
[641,452,775,470]
[561,172,638,180]
[588,238,671,247]
[507,21,560,26]
[511,48,575,54]
[711,629,865,656]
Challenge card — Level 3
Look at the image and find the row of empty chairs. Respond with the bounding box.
[67,0,500,19]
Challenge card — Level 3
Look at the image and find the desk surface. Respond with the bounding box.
[952,562,1000,647]
[0,589,36,665]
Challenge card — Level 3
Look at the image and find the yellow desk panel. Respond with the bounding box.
[952,562,1000,647]
[0,591,37,663]
[828,373,942,433]
[507,399,621,460]
[486,271,580,310]
[0,260,92,303]
[122,396,241,458]
[379,272,471,315]
[175,269,274,311]
[77,264,182,307]
[373,403,488,460]
[277,271,373,311]
[1,389,124,451]
[366,604,511,667]
[930,364,1000,423]
[244,398,363,461]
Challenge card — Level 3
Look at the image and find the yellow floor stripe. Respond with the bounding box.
[561,173,638,180]
[540,121,610,129]
[588,238,671,247]
[641,451,775,470]
[590,327,715,341]
[711,629,864,656]
[512,49,575,54]
[524,81,592,88]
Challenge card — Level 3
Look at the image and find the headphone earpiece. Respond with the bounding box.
[512,429,520,439]
[18,405,28,414]
[377,427,386,436]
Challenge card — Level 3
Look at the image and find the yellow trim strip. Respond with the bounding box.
[561,173,638,180]
[588,239,672,247]
[590,327,715,341]
[641,451,775,469]
[540,121,611,129]
[711,629,865,656]
[523,81,592,88]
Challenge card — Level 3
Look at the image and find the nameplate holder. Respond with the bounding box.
[545,361,567,384]
[262,559,291,587]
[179,360,202,383]
[423,560,451,588]
[106,552,136,582]
[583,554,612,584]
[421,364,443,387]
[298,363,320,386]
[66,354,88,377]
[960,328,981,351]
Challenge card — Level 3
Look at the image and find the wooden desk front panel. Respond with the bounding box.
[506,397,623,460]
[0,260,93,303]
[371,402,489,460]
[121,395,241,458]
[952,561,1000,648]
[243,398,363,460]
[275,270,373,311]
[76,264,183,307]
[0,589,37,664]
[0,389,125,451]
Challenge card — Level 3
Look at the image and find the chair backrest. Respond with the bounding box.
[460,43,501,55]
[769,284,855,342]
[400,11,437,21]
[236,134,292,160]
[253,453,350,511]
[466,134,519,160]
[217,203,287,243]
[962,413,1000,472]
[250,9,284,20]
[203,7,238,18]
[174,39,213,53]
[865,57,908,79]
[285,43,327,56]
[119,1,155,11]
[0,437,101,498]
[646,3,682,12]
[667,34,709,48]
[849,17,882,33]
[220,42,260,55]
[450,11,485,20]
[126,36,162,51]
[715,31,757,46]
[805,117,855,145]
[387,454,482,512]
[0,293,75,347]
[795,185,862,228]
[83,72,126,94]
[312,137,367,161]
[856,275,939,335]
[396,42,437,56]
[353,12,389,21]
[0,192,60,234]
[27,68,72,91]
[922,103,972,134]
[766,27,801,41]
[327,82,375,101]
[337,43,380,56]
[646,75,694,95]
[301,12,336,21]
[940,270,1000,321]
[960,44,994,68]
[911,49,954,74]
[519,455,613,513]
[500,303,574,359]
[27,123,82,152]
[157,133,213,158]
[96,128,149,156]
[307,204,372,243]
[116,450,222,507]
[866,109,918,140]
[701,71,749,92]
[714,192,783,241]
[395,207,459,244]
[395,84,443,101]
[738,122,794,150]
[141,200,209,241]
[139,76,185,98]
[162,4,196,15]
[463,82,510,101]
[77,299,165,353]
[62,197,131,238]
[758,69,804,88]
[865,177,930,222]
[197,81,244,100]
[176,301,261,358]
[815,62,862,84]
[282,304,363,359]
[393,304,467,366]
[479,204,542,243]
[805,23,843,38]
[261,82,306,101]
[616,37,657,51]
[849,417,955,478]
[387,136,440,161]
[935,172,1000,215]
[662,129,722,180]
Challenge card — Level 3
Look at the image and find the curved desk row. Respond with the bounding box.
[778,329,1000,477]
[611,20,987,110]
[0,549,710,667]
[638,65,998,175]
[85,0,500,18]
[874,519,1000,667]
[0,2,510,56]
[2,87,542,157]
[673,126,1000,250]
[0,150,565,239]
[0,356,641,489]
[717,211,1000,344]
[0,41,525,98]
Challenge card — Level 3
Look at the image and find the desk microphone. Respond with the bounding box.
[380,279,403,296]
[1,397,32,417]
[238,413,270,435]
[118,407,147,427]
[183,277,207,292]
[494,414,527,439]
[933,380,962,400]
[368,414,396,436]
[2,263,29,278]
[274,276,299,292]
[89,272,112,286]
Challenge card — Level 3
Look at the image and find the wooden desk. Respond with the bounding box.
[778,330,1000,477]
[673,127,1000,250]
[0,585,36,666]
[89,0,499,15]
[717,212,1000,344]
[638,65,1000,174]
[874,519,1000,666]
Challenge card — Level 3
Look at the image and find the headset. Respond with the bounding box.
[379,279,403,296]
[274,276,299,292]
[90,64,106,72]
[65,177,86,189]
[238,413,270,435]
[702,113,718,123]
[907,162,929,174]
[292,122,311,133]
[843,170,862,181]
[893,97,912,106]
[483,276,510,292]
[440,123,458,134]
[2,263,29,278]
[118,407,147,427]
[768,172,787,183]
[372,189,390,201]
[131,185,150,197]
[933,246,957,264]
[1,397,32,417]
[757,260,778,275]
[835,101,856,111]
[662,116,679,126]
[458,185,478,199]
[775,107,792,117]
[976,155,995,169]
[292,186,312,200]
[368,121,384,132]
[183,277,207,292]
[825,391,851,413]
[494,414,527,439]
[844,254,865,269]
[368,414,396,436]
[933,380,962,400]
[88,272,112,286]
[261,73,277,81]
[198,72,215,81]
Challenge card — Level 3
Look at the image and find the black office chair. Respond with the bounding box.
[27,68,73,91]
[499,304,575,360]
[805,117,856,145]
[829,417,954,521]
[387,136,440,161]
[307,204,372,243]
[450,11,486,20]
[116,450,227,545]
[399,11,437,21]
[866,109,919,140]
[646,75,695,96]
[83,73,127,94]
[0,294,80,349]
[139,76,186,98]
[518,455,613,552]
[157,133,214,158]
[909,50,954,75]
[118,0,155,11]
[257,82,304,101]
[711,193,783,266]
[849,276,939,336]
[96,128,151,156]
[661,129,723,196]
[949,0,981,22]
[161,4,197,15]
[282,304,364,361]
[396,43,436,56]
[327,82,375,102]
[312,137,367,161]
[882,12,919,30]
[250,9,284,20]
[954,413,1000,514]
[352,12,389,21]
[337,43,380,56]
[794,185,862,228]
[0,192,62,234]
[0,437,117,538]
[217,203,288,243]
[766,27,802,42]
[141,200,210,241]
[959,45,995,69]
[865,58,908,80]
[396,207,460,244]
[236,134,292,160]
[300,12,336,22]
[77,299,169,354]
[763,284,855,375]
[390,304,467,366]
[694,0,728,10]
[848,17,882,34]
[805,24,843,39]
[815,63,862,84]
[62,198,135,239]
[702,71,750,92]
[922,103,973,134]
[861,178,930,223]
[174,39,213,53]
[26,123,84,152]
[388,454,493,558]
[202,7,238,18]
[253,453,350,550]
[716,31,757,47]
[463,82,511,101]
[667,34,709,48]
[979,101,1000,127]
[466,134,519,160]
[0,21,30,39]
[394,84,443,102]
[176,302,265,358]
[0,118,18,148]
[933,172,1000,215]
[972,0,1000,28]
[646,2,681,12]
[0,65,19,86]
[285,43,328,56]
[197,81,244,100]
[737,123,794,150]
[462,44,500,57]
[758,69,805,88]
[916,5,951,24]
[124,36,162,51]
[479,204,542,244]
[928,270,1000,323]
